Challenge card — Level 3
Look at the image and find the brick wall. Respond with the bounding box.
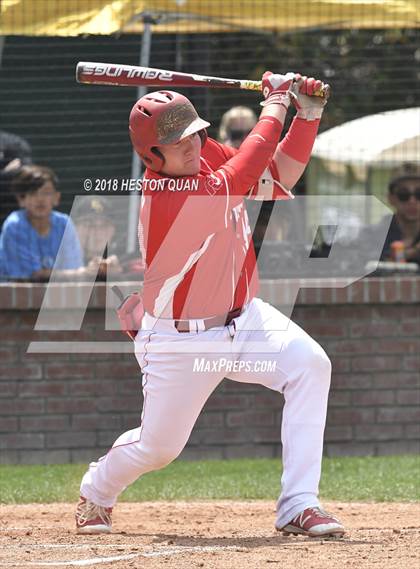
[0,277,419,464]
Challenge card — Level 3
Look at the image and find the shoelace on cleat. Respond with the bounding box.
[292,507,337,526]
[77,500,111,526]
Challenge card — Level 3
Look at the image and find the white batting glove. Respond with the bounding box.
[260,71,296,108]
[291,74,330,120]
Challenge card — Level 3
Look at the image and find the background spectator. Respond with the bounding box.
[218,106,257,148]
[0,165,83,281]
[360,163,420,267]
[381,163,420,264]
[0,130,33,227]
[72,195,122,279]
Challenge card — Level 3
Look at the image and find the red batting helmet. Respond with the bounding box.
[129,91,210,172]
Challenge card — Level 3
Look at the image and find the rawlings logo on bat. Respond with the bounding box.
[82,63,174,82]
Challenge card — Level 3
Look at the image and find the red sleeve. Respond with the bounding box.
[279,117,320,163]
[246,116,322,201]
[201,117,283,197]
[220,116,283,194]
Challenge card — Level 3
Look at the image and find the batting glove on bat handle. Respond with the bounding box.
[297,74,331,99]
[292,74,331,120]
[260,71,295,108]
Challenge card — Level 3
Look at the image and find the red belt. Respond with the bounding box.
[174,307,243,333]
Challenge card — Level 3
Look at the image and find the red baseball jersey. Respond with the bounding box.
[138,116,319,320]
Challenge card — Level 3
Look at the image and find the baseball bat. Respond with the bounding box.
[76,61,330,98]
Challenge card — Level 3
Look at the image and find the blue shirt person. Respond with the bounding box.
[0,165,83,280]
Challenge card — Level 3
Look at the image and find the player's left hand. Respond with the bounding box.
[291,74,330,121]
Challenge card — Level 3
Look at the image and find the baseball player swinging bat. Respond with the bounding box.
[75,68,346,538]
[76,61,330,99]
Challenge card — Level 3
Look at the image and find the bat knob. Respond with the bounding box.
[314,83,331,100]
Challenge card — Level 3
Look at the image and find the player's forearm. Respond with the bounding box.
[221,112,284,192]
[216,72,300,197]
[260,101,288,124]
[272,117,321,191]
[280,116,320,163]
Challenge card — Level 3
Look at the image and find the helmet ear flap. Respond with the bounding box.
[142,147,164,172]
[151,147,164,171]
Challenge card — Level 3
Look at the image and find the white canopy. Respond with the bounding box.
[312,107,420,166]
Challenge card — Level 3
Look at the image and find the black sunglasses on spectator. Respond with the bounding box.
[228,128,253,141]
[394,186,420,202]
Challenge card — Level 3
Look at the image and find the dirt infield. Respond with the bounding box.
[0,501,419,568]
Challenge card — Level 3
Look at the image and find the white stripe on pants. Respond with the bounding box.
[80,297,331,528]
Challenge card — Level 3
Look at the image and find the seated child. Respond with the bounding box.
[0,165,83,280]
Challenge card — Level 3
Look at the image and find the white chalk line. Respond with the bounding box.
[1,545,136,549]
[30,553,139,567]
[0,545,237,567]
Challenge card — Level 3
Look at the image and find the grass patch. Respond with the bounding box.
[0,455,418,504]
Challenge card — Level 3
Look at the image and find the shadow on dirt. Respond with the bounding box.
[116,531,374,547]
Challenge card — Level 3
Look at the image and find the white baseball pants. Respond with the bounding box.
[80,297,331,528]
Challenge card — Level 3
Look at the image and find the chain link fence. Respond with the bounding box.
[0,2,418,252]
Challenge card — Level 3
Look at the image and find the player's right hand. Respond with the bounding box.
[291,74,330,120]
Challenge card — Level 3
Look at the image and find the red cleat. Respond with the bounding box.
[277,507,345,538]
[75,496,112,534]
